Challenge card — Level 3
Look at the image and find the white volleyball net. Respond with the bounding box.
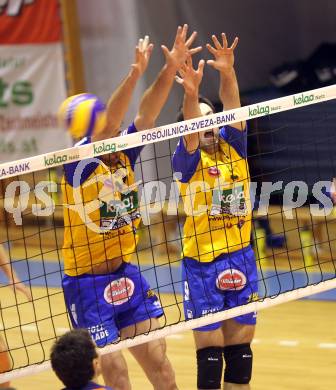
[0,85,336,382]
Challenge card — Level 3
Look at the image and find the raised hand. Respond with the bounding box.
[161,24,202,70]
[206,33,238,73]
[131,35,154,77]
[175,56,205,96]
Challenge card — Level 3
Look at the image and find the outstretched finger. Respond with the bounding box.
[145,43,154,59]
[181,23,188,41]
[206,43,217,56]
[221,32,228,48]
[178,66,187,78]
[138,38,144,52]
[161,44,170,58]
[174,25,182,44]
[230,36,239,50]
[189,46,202,55]
[197,59,205,74]
[134,46,141,63]
[143,35,150,51]
[185,31,197,47]
[207,59,216,68]
[186,54,193,68]
[212,34,222,49]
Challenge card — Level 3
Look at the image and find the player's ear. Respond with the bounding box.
[93,356,101,377]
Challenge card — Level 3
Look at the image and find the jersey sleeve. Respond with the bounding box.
[172,137,200,183]
[63,137,100,188]
[219,125,247,158]
[122,122,144,170]
[64,123,144,187]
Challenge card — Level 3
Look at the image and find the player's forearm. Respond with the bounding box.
[135,64,176,131]
[0,245,16,282]
[183,92,202,153]
[105,67,141,136]
[219,68,246,130]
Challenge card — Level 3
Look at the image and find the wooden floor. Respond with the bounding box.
[1,288,335,390]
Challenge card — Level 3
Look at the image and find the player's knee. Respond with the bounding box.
[157,356,177,389]
[196,346,223,389]
[146,342,177,389]
[101,352,130,389]
[223,343,253,384]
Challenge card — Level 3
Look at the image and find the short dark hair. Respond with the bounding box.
[176,95,216,122]
[50,329,98,389]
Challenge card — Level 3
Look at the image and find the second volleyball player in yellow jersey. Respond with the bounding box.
[60,26,201,390]
[173,34,258,390]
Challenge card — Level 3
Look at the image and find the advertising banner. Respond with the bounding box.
[0,0,70,162]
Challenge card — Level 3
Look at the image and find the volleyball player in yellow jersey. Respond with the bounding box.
[61,26,201,390]
[173,34,257,390]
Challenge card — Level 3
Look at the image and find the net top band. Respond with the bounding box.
[0,84,335,180]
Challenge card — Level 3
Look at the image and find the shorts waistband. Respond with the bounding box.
[63,261,129,279]
[183,245,253,266]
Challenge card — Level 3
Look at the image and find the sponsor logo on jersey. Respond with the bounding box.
[211,184,247,216]
[216,269,246,291]
[104,277,135,305]
[207,166,221,177]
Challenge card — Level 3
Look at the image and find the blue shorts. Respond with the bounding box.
[182,245,258,331]
[62,262,163,346]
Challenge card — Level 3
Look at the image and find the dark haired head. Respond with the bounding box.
[51,329,98,389]
[176,95,216,122]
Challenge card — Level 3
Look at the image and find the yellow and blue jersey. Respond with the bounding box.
[172,125,252,262]
[62,123,142,276]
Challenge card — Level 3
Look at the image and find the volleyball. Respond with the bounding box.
[58,93,107,139]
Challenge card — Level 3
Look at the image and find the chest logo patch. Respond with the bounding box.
[207,166,221,177]
[216,269,246,291]
[104,277,135,305]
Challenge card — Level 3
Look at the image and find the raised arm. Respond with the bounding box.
[0,244,32,301]
[206,33,245,131]
[134,24,202,131]
[331,177,336,204]
[175,56,205,153]
[94,36,153,141]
